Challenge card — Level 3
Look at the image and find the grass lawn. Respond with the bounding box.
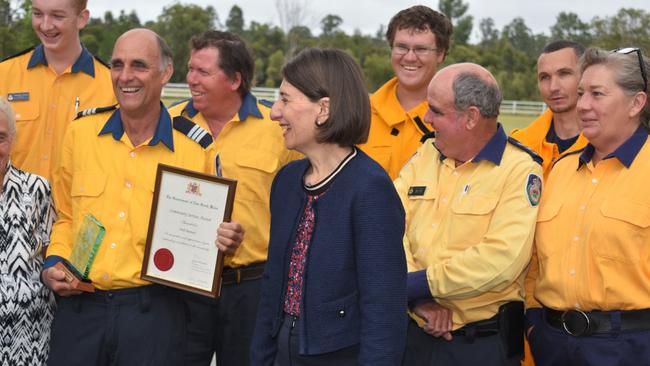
[500,113,536,134]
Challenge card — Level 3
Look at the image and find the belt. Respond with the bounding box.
[221,262,265,285]
[451,315,499,338]
[544,307,650,336]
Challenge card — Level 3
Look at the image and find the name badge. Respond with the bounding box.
[408,186,426,196]
[7,92,29,102]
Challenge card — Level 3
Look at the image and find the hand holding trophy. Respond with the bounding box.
[54,214,105,292]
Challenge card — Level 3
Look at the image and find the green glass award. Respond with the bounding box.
[54,214,105,292]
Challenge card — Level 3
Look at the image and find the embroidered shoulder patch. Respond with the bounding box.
[526,173,542,206]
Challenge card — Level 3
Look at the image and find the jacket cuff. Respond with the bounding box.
[43,255,64,270]
[407,270,431,302]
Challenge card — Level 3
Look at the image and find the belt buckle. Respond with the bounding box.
[561,309,590,336]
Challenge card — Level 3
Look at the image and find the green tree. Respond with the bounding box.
[83,10,142,62]
[438,0,473,45]
[320,14,342,37]
[550,12,592,45]
[287,25,313,54]
[478,17,499,45]
[226,5,244,34]
[363,53,391,91]
[0,0,36,58]
[152,3,218,82]
[590,8,650,52]
[244,21,285,86]
[502,17,546,59]
[265,49,285,87]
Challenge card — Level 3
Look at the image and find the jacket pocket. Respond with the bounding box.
[234,151,279,203]
[448,194,498,249]
[71,172,107,197]
[316,291,361,338]
[594,199,650,262]
[9,98,39,122]
[451,194,498,215]
[535,200,562,259]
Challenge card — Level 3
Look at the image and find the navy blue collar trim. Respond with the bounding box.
[436,124,507,165]
[579,125,648,169]
[98,102,175,151]
[183,98,200,118]
[27,44,96,77]
[472,124,507,165]
[239,92,263,120]
[184,92,262,120]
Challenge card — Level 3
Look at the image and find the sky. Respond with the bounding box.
[89,0,648,42]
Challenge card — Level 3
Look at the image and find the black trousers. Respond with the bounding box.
[183,276,262,366]
[273,314,359,366]
[47,285,186,366]
[401,319,520,366]
[528,310,650,366]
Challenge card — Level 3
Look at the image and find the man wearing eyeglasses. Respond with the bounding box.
[358,5,452,180]
[511,40,589,180]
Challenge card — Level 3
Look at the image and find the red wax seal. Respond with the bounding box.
[154,248,174,271]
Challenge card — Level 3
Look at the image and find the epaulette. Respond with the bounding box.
[93,54,110,69]
[172,116,213,149]
[168,98,190,109]
[259,99,274,108]
[75,105,117,120]
[420,130,436,143]
[413,116,432,136]
[552,148,585,168]
[1,46,36,63]
[507,136,543,165]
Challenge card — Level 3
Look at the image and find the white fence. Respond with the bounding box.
[163,83,279,101]
[163,83,545,116]
[500,100,546,115]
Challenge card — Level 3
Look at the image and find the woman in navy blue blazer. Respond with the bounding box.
[250,48,407,366]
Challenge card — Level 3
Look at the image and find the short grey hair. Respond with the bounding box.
[0,97,16,136]
[580,47,650,127]
[452,72,502,118]
[156,34,173,72]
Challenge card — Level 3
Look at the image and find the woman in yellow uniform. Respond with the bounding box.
[526,47,650,366]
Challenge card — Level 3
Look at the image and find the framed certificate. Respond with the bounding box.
[141,164,236,298]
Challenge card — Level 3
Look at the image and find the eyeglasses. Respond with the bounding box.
[613,47,648,92]
[392,44,438,57]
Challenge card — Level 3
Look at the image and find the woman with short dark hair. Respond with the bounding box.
[250,48,407,366]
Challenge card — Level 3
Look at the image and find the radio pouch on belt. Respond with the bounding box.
[498,301,525,358]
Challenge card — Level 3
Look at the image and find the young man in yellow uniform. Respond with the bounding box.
[359,5,452,180]
[512,41,588,366]
[511,41,588,179]
[168,30,300,366]
[0,0,115,181]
